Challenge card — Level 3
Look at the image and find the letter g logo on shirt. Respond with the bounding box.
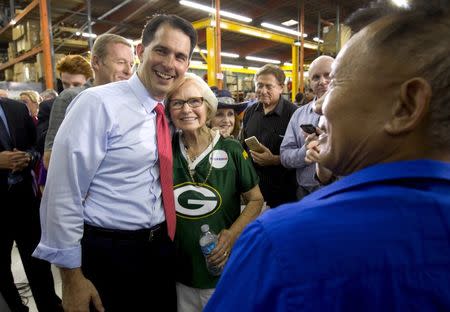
[174,183,222,219]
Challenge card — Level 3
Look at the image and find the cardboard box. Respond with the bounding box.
[23,37,32,52]
[12,24,25,41]
[7,42,17,59]
[5,69,14,81]
[16,38,26,53]
[24,63,37,82]
[14,72,26,82]
[25,20,40,47]
[14,62,24,74]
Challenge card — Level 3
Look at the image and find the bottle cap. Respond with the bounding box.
[200,224,210,233]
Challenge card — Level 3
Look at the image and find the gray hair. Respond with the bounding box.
[165,73,218,122]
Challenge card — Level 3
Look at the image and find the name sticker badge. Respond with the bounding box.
[209,150,228,169]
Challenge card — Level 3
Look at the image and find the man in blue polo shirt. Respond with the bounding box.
[205,2,450,311]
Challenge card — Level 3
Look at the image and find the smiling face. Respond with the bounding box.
[319,24,405,176]
[169,80,208,133]
[137,23,191,101]
[211,108,236,137]
[93,42,134,85]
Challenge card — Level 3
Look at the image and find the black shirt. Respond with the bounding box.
[242,96,298,208]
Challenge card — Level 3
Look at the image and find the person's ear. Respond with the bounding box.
[136,43,145,63]
[91,55,100,72]
[384,77,432,135]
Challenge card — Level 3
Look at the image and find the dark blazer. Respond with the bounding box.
[0,98,38,189]
[36,99,54,155]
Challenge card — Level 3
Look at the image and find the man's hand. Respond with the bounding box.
[43,150,51,169]
[305,138,321,165]
[0,150,30,171]
[60,268,104,312]
[250,144,280,166]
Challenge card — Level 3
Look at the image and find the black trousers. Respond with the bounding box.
[81,223,177,312]
[0,182,61,312]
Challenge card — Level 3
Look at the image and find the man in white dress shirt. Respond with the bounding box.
[33,14,197,312]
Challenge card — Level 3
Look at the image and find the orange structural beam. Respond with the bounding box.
[39,0,54,89]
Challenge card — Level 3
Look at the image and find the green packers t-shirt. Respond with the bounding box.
[173,131,259,289]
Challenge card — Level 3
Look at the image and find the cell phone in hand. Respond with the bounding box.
[300,124,318,135]
[244,136,265,153]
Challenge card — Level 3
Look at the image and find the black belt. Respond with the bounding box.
[84,222,167,242]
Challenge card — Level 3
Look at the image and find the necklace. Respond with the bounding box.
[182,130,215,186]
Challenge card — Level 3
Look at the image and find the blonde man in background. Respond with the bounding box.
[43,34,134,169]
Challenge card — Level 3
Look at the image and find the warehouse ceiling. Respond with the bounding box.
[1,0,375,67]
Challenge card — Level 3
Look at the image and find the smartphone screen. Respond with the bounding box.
[300,124,317,135]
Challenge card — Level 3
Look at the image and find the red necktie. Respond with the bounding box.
[155,103,176,240]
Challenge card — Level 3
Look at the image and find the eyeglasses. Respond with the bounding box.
[169,97,204,110]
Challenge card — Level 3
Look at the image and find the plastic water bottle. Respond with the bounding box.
[199,224,222,276]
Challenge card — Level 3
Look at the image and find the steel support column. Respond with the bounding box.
[206,26,217,86]
[86,0,93,51]
[215,0,223,89]
[291,45,299,102]
[299,0,305,94]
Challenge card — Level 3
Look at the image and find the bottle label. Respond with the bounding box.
[201,242,216,255]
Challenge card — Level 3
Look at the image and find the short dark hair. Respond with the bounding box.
[255,64,285,86]
[345,0,404,33]
[141,14,197,58]
[351,1,450,148]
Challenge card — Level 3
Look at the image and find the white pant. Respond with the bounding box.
[176,282,215,312]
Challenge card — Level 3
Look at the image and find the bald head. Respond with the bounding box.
[0,89,8,98]
[318,2,450,176]
[309,55,334,99]
[363,3,450,151]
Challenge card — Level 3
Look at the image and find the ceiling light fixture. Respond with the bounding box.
[294,40,318,50]
[222,64,244,69]
[283,62,293,66]
[281,19,298,27]
[391,0,409,8]
[246,56,281,64]
[221,52,240,58]
[313,37,324,43]
[261,22,307,38]
[75,31,98,38]
[190,60,204,65]
[195,49,239,58]
[180,0,252,23]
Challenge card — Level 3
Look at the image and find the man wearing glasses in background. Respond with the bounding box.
[241,64,298,209]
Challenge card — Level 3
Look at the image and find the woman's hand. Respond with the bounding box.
[208,229,234,268]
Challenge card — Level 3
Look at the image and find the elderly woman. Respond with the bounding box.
[20,90,41,122]
[210,89,248,138]
[166,73,264,312]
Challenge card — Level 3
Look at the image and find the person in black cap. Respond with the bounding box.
[210,90,248,138]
